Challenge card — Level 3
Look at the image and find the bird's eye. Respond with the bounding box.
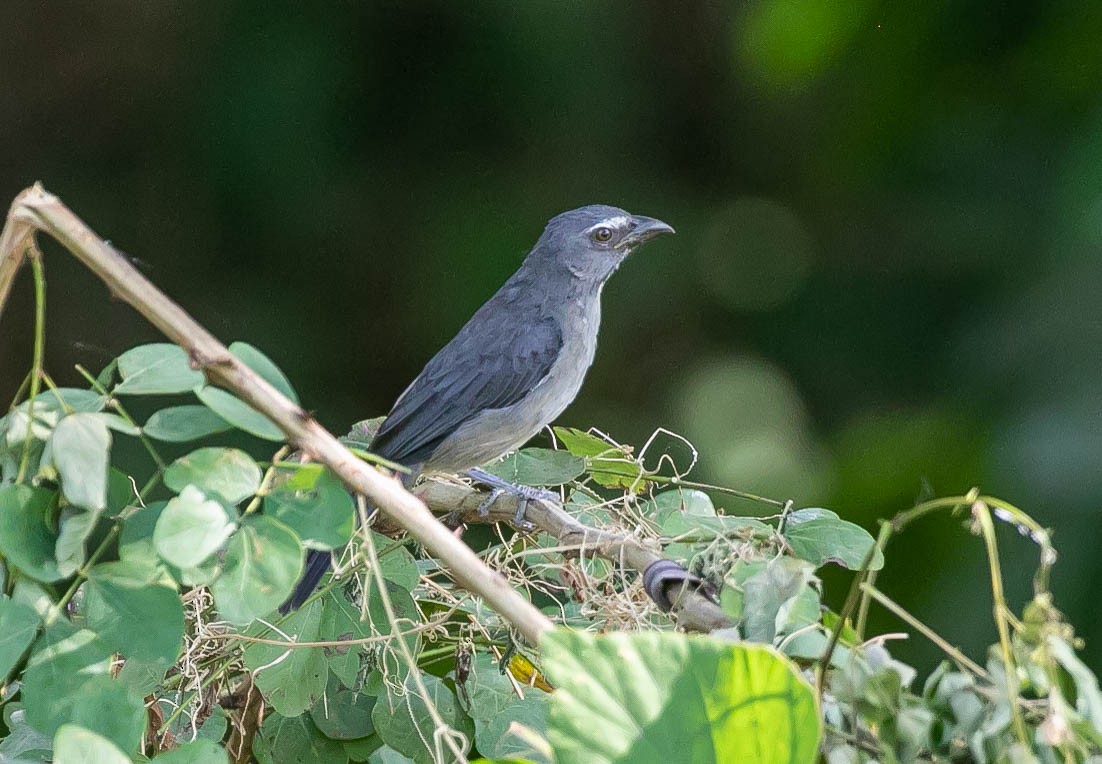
[592,226,613,243]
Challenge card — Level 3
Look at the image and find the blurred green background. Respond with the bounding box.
[2,2,1100,671]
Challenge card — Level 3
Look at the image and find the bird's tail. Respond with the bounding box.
[280,549,332,613]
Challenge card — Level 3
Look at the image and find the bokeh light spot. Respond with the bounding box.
[671,356,833,502]
[697,197,814,312]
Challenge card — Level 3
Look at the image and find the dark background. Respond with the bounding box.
[2,2,1100,671]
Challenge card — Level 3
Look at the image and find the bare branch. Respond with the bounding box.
[0,184,554,644]
[415,479,732,633]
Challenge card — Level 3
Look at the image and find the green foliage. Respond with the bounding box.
[0,486,63,582]
[1,340,1099,764]
[544,631,819,764]
[142,405,232,443]
[210,515,303,624]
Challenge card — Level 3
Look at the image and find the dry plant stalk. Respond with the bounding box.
[0,184,552,643]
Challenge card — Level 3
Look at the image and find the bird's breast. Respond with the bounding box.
[424,300,602,472]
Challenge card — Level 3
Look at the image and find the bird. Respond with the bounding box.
[283,204,674,611]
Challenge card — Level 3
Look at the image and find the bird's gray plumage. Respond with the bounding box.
[283,204,672,611]
[370,204,673,473]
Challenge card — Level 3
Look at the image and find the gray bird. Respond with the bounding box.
[285,204,674,610]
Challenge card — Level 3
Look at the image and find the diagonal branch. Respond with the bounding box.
[0,183,554,644]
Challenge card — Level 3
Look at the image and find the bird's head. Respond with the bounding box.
[530,204,675,286]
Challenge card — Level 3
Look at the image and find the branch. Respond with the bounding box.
[0,184,553,644]
[415,479,732,633]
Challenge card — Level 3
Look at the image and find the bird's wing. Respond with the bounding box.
[370,312,563,466]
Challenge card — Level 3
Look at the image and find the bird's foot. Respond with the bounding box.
[465,467,558,528]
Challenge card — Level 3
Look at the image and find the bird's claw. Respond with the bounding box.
[477,487,506,517]
[464,468,556,530]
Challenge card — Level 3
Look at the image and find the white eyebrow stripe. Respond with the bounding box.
[587,216,632,233]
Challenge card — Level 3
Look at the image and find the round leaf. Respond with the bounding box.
[143,405,232,442]
[164,447,261,505]
[0,485,62,582]
[85,561,184,664]
[53,725,130,764]
[0,596,40,680]
[23,622,145,752]
[49,412,111,511]
[229,341,300,405]
[253,712,346,764]
[483,448,584,486]
[310,675,376,740]
[211,516,303,625]
[154,486,236,569]
[151,738,230,764]
[241,600,327,717]
[372,672,474,764]
[265,469,355,550]
[542,630,820,764]
[195,385,285,441]
[783,513,884,571]
[115,343,204,395]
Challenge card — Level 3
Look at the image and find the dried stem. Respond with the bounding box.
[0,184,553,645]
[415,479,732,633]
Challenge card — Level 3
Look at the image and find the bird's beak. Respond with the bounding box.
[621,216,675,248]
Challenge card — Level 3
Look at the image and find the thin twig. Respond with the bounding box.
[860,583,989,679]
[972,500,1030,745]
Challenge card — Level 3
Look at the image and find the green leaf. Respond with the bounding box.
[554,426,622,458]
[253,712,347,764]
[229,341,300,405]
[115,343,204,395]
[374,536,420,591]
[143,405,232,442]
[211,516,303,625]
[372,672,474,764]
[266,468,355,550]
[242,599,328,716]
[319,584,420,687]
[22,387,108,415]
[642,488,716,522]
[154,486,236,569]
[23,622,146,753]
[92,412,141,436]
[151,738,230,764]
[368,746,417,763]
[53,724,130,764]
[310,674,377,740]
[542,629,820,764]
[783,510,884,570]
[735,556,818,643]
[118,501,169,569]
[48,412,111,511]
[483,448,584,486]
[160,704,229,750]
[1049,636,1102,737]
[661,511,772,538]
[164,447,262,505]
[195,385,285,441]
[0,485,62,582]
[0,704,53,760]
[0,596,40,680]
[85,561,184,664]
[553,427,650,490]
[117,655,176,696]
[55,507,99,577]
[465,652,550,763]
